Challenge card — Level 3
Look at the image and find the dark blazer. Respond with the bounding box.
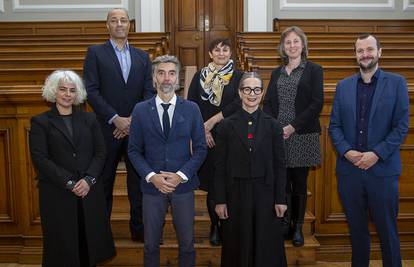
[263,61,324,134]
[187,69,243,192]
[83,41,155,124]
[214,109,286,205]
[29,106,115,266]
[329,69,409,177]
[128,96,208,195]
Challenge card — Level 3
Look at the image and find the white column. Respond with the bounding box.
[247,0,267,31]
[138,0,162,32]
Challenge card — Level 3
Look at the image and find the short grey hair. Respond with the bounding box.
[278,26,309,65]
[152,55,181,78]
[238,72,263,89]
[41,69,87,105]
[106,8,130,22]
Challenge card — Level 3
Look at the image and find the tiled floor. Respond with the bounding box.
[0,261,414,267]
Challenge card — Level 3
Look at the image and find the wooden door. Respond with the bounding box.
[165,0,243,69]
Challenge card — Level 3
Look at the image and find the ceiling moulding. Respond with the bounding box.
[279,0,395,11]
[12,0,128,12]
[403,0,414,11]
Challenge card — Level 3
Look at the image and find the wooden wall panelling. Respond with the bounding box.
[0,88,47,262]
[0,120,17,230]
[165,0,243,68]
[314,90,414,261]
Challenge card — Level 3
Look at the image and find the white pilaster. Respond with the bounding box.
[247,0,267,31]
[139,0,162,32]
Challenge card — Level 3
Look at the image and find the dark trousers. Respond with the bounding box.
[101,124,143,236]
[338,170,401,267]
[286,167,309,195]
[143,191,195,267]
[221,177,287,267]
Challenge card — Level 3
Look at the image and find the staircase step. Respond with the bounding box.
[100,235,319,266]
[110,213,210,240]
[111,188,315,241]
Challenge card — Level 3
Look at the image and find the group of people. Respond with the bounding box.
[28,7,408,267]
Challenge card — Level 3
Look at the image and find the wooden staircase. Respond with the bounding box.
[101,167,320,266]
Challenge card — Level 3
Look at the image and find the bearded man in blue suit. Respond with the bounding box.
[329,34,409,267]
[128,55,207,267]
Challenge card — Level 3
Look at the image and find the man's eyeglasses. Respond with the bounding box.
[109,19,129,25]
[240,87,263,95]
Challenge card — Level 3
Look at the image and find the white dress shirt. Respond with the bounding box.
[145,94,189,183]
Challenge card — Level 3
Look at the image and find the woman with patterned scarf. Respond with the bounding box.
[188,38,243,246]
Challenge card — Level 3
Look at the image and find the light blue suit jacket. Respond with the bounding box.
[329,69,409,176]
[128,95,207,195]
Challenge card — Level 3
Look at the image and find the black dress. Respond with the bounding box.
[187,69,243,195]
[214,109,287,267]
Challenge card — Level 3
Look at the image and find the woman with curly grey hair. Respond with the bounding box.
[29,69,115,266]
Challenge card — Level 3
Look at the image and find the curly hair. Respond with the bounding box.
[41,69,87,105]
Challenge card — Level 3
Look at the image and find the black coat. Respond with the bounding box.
[263,61,324,134]
[214,109,287,205]
[29,105,115,267]
[213,109,288,267]
[187,69,243,193]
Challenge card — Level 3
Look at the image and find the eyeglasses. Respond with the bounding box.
[240,87,263,95]
[109,19,129,25]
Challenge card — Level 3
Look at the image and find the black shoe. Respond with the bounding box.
[209,224,221,246]
[292,223,304,247]
[291,194,306,247]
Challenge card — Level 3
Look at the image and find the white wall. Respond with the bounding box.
[0,0,412,32]
[0,0,133,20]
[244,0,414,31]
[0,0,164,32]
[272,0,414,30]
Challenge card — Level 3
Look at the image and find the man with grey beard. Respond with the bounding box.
[329,34,409,267]
[128,55,207,267]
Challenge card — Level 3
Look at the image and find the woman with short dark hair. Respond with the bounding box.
[187,38,243,245]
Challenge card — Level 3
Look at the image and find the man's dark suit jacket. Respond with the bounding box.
[83,41,154,124]
[128,96,208,195]
[263,61,324,134]
[214,109,287,205]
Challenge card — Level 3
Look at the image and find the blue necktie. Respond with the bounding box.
[161,103,171,138]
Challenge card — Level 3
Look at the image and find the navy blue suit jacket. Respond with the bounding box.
[83,41,155,124]
[128,96,208,195]
[329,69,409,177]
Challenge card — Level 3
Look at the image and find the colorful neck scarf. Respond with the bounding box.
[200,59,234,106]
